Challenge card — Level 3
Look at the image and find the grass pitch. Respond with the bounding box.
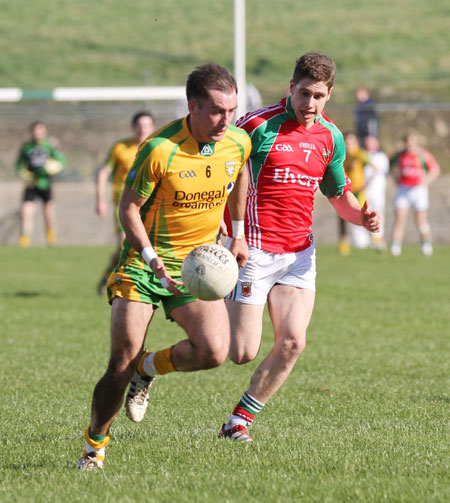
[0,245,448,503]
[1,0,449,103]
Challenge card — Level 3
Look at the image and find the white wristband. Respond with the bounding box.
[141,246,157,266]
[232,220,245,239]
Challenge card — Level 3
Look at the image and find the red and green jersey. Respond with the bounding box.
[391,148,439,187]
[15,139,66,190]
[120,116,251,275]
[104,137,140,207]
[236,97,347,253]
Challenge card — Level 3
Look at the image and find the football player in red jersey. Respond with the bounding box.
[219,52,381,442]
[390,132,440,256]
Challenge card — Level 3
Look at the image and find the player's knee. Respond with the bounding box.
[228,348,257,365]
[278,333,306,360]
[196,344,228,369]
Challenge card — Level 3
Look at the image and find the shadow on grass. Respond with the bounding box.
[4,291,58,298]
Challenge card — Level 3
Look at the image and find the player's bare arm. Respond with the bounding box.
[424,165,440,186]
[329,191,381,233]
[95,164,112,218]
[225,163,249,267]
[119,185,183,295]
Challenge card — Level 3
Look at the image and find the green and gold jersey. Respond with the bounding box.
[105,138,139,206]
[120,116,251,275]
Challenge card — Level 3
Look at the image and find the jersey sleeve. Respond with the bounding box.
[422,150,439,172]
[104,143,117,168]
[125,139,166,199]
[319,130,347,198]
[15,145,27,172]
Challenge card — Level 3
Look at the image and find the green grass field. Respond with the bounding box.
[0,246,449,503]
[1,0,449,103]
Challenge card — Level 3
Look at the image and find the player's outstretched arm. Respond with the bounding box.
[329,192,381,233]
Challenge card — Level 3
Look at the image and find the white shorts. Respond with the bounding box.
[229,243,316,305]
[394,184,429,212]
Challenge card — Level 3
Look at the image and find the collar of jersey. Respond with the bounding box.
[182,115,216,156]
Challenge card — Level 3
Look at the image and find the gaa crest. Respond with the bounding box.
[200,143,214,156]
[241,281,252,297]
[225,161,236,176]
[322,149,331,163]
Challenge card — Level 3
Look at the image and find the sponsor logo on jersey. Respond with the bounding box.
[241,282,252,297]
[275,143,294,152]
[299,142,316,150]
[127,168,137,181]
[322,149,331,163]
[225,161,236,176]
[179,169,197,179]
[226,181,235,194]
[172,186,226,208]
[273,167,322,190]
[200,143,214,156]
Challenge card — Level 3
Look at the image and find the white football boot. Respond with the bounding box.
[125,371,155,422]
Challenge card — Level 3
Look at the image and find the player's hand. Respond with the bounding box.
[19,169,32,182]
[218,219,229,238]
[96,200,108,218]
[229,237,249,268]
[150,256,184,297]
[361,200,381,233]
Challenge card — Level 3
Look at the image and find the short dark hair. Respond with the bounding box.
[292,52,336,89]
[186,63,237,102]
[30,121,45,131]
[131,111,154,127]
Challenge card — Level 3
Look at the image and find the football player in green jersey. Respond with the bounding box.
[77,63,252,471]
[15,121,66,247]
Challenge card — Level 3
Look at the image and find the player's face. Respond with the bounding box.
[405,134,418,151]
[133,116,155,144]
[289,78,332,129]
[32,124,47,143]
[364,135,379,152]
[345,133,359,152]
[188,89,237,143]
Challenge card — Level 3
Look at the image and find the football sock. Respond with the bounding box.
[139,350,154,376]
[226,391,265,429]
[84,428,110,460]
[19,234,30,247]
[46,229,56,245]
[140,347,176,377]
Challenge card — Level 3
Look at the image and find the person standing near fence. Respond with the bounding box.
[338,131,370,254]
[15,121,66,247]
[354,85,379,145]
[390,132,440,256]
[364,135,389,251]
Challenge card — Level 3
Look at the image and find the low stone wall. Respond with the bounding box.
[1,177,449,247]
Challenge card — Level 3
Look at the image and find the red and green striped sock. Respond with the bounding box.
[227,391,264,428]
